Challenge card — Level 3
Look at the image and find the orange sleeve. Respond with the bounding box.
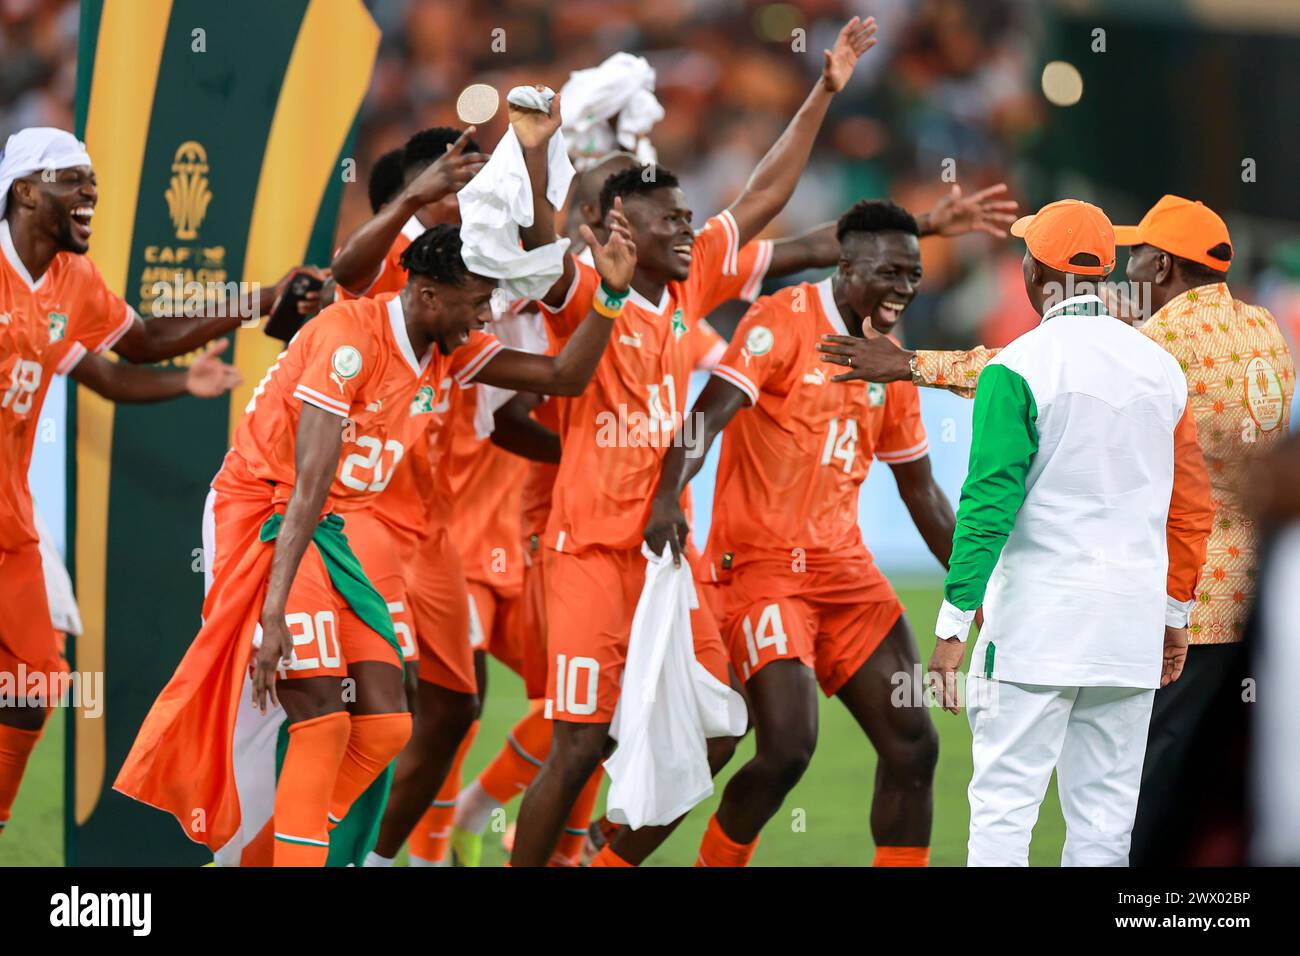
[682,211,748,314]
[710,298,796,405]
[875,382,929,465]
[1166,401,1214,602]
[52,257,137,374]
[538,258,599,343]
[448,330,506,387]
[689,318,726,371]
[290,309,377,418]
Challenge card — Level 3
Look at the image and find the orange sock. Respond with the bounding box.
[696,814,758,867]
[274,712,351,866]
[409,719,479,863]
[478,706,551,804]
[327,712,413,829]
[0,724,42,835]
[551,768,602,866]
[873,845,930,867]
[589,845,633,867]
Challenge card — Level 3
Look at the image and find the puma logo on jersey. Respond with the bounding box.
[802,367,826,386]
[0,312,10,326]
[618,331,642,348]
[366,400,383,412]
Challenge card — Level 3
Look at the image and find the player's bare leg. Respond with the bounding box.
[511,720,609,866]
[372,679,476,858]
[835,614,938,856]
[711,659,819,845]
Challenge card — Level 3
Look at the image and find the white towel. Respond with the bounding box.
[472,293,550,439]
[0,127,93,221]
[604,545,748,830]
[560,53,664,170]
[34,506,82,636]
[456,86,574,301]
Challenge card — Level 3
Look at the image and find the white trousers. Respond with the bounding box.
[965,676,1155,867]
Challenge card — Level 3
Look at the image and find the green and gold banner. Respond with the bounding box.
[67,0,379,865]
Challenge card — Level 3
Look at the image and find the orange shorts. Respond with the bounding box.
[403,524,476,695]
[544,545,729,724]
[467,580,522,673]
[344,511,417,668]
[706,555,903,696]
[206,472,402,681]
[0,544,61,676]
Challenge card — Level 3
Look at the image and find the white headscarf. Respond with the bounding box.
[0,127,94,220]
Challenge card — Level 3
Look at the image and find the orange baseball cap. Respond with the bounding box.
[1010,199,1115,277]
[1112,195,1232,272]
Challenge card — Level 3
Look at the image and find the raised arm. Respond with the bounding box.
[512,91,578,309]
[766,183,1019,277]
[727,16,877,247]
[643,376,748,565]
[818,332,1000,399]
[252,404,345,712]
[330,130,486,294]
[71,339,241,402]
[475,200,634,396]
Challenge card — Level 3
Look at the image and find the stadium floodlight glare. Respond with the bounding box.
[1041,60,1084,106]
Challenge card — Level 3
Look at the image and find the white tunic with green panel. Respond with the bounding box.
[935,295,1190,690]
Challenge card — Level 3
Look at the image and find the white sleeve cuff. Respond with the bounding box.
[935,599,976,643]
[1166,594,1195,629]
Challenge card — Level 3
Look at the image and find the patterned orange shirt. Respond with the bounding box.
[913,282,1295,643]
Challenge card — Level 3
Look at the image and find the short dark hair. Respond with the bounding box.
[1172,242,1232,284]
[402,126,480,177]
[599,164,680,218]
[835,200,919,243]
[368,148,405,213]
[400,224,472,285]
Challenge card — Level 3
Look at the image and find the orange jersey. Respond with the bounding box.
[334,215,423,301]
[440,383,527,591]
[0,223,136,549]
[541,214,768,553]
[707,278,929,567]
[226,291,502,514]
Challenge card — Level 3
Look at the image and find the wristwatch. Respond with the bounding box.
[908,351,921,385]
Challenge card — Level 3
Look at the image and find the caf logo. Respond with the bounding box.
[165,141,212,240]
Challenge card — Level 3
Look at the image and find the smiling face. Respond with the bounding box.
[408,273,497,355]
[13,164,97,254]
[618,185,695,282]
[836,231,922,334]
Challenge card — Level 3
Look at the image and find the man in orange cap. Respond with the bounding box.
[821,194,1292,864]
[899,199,1214,865]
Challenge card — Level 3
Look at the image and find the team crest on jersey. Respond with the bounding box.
[867,383,887,407]
[409,385,435,416]
[671,308,687,341]
[744,325,773,358]
[48,312,68,344]
[331,345,362,381]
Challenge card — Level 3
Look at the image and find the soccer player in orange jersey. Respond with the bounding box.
[0,127,251,837]
[117,216,637,865]
[646,201,957,867]
[505,16,880,867]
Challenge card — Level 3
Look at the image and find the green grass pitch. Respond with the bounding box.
[0,583,1068,866]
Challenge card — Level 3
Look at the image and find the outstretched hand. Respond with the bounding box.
[403,127,488,207]
[186,339,243,398]
[822,16,878,93]
[583,197,636,292]
[921,183,1020,238]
